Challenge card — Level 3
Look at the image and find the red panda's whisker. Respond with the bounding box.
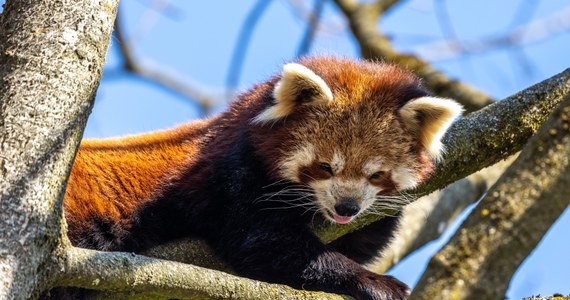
[261,179,290,188]
[370,204,406,212]
[309,209,321,228]
[363,208,393,218]
[375,198,411,204]
[375,195,412,202]
[253,189,313,204]
[259,200,319,212]
[259,205,318,212]
[372,202,409,209]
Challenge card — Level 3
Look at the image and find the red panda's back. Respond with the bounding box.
[63,119,211,248]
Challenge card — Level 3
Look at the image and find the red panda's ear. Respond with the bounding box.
[399,96,464,161]
[252,63,333,124]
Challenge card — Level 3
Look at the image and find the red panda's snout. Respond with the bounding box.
[334,199,360,217]
[332,199,360,224]
[308,174,396,224]
[311,173,419,224]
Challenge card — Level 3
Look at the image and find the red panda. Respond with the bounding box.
[63,56,463,299]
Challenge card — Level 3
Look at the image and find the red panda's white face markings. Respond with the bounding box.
[283,145,422,224]
[278,144,316,181]
[251,57,463,224]
[299,153,410,224]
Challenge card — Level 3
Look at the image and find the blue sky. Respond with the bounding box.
[2,0,569,297]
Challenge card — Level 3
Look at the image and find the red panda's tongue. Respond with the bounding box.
[333,215,353,224]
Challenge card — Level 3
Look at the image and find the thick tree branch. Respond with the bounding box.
[333,0,495,113]
[410,92,570,300]
[57,246,346,300]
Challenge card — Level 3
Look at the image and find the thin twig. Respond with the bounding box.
[225,0,274,100]
[414,5,570,62]
[296,0,327,58]
[284,0,344,36]
[113,11,222,115]
[134,0,184,20]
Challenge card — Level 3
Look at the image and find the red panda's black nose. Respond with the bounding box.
[334,199,360,217]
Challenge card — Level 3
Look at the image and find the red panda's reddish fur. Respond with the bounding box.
[64,121,206,243]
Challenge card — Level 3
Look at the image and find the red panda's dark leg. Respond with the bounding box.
[215,221,409,300]
[328,212,402,265]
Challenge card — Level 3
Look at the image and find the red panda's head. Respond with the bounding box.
[248,57,463,224]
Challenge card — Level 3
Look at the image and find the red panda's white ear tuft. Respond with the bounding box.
[252,63,333,124]
[399,96,464,161]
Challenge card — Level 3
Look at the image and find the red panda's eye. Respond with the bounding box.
[319,162,334,175]
[369,171,385,180]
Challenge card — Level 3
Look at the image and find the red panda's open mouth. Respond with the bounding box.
[323,210,354,224]
[332,214,354,224]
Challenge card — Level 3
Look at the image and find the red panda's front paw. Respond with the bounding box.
[352,271,410,300]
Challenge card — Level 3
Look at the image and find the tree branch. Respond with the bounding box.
[57,246,347,300]
[410,90,570,300]
[284,0,345,36]
[113,12,222,115]
[414,6,570,62]
[225,0,274,99]
[296,0,326,58]
[333,0,495,113]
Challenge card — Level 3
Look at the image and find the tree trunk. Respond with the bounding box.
[0,0,119,298]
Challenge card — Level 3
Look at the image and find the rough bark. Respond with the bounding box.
[0,0,118,298]
[58,247,347,300]
[410,94,570,300]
